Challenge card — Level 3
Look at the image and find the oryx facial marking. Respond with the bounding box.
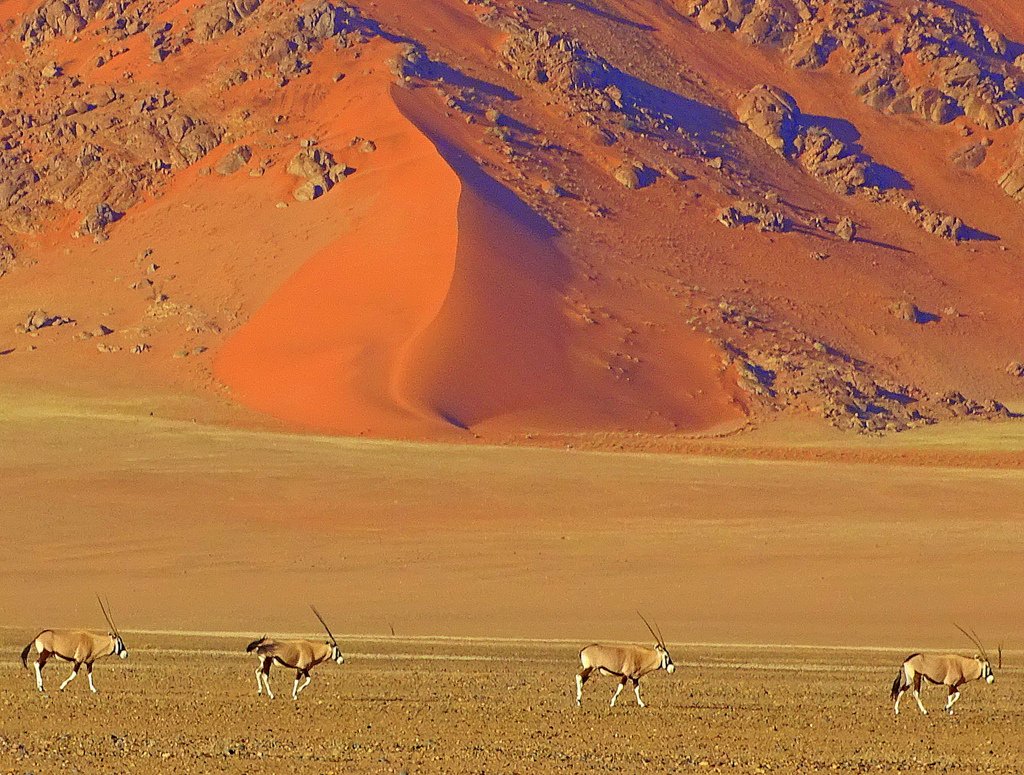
[20,595,128,694]
[575,612,675,708]
[246,604,345,701]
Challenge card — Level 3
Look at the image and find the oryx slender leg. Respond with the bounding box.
[297,670,312,696]
[86,663,97,694]
[912,674,927,715]
[259,659,275,700]
[610,677,627,707]
[254,663,263,695]
[575,667,593,707]
[946,686,961,714]
[292,669,302,701]
[34,650,50,692]
[59,661,82,691]
[632,678,645,708]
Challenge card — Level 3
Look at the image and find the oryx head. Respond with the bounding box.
[639,611,675,674]
[98,595,128,659]
[311,604,345,665]
[956,623,996,683]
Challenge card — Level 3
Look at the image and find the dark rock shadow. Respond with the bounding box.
[958,226,999,242]
[546,0,656,30]
[612,70,735,145]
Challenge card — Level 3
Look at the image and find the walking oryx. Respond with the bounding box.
[20,596,128,693]
[890,624,1000,715]
[575,613,675,707]
[247,605,345,700]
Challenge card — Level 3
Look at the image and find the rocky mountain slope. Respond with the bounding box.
[0,0,1022,441]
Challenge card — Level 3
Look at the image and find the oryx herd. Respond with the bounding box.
[16,598,1003,716]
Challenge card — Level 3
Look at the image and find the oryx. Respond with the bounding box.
[19,596,128,693]
[891,624,1000,715]
[575,613,676,707]
[247,605,345,700]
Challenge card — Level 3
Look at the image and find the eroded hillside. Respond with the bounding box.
[0,0,1022,441]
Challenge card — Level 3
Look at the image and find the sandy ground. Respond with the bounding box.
[1,395,1022,770]
[1,633,1021,774]
[2,393,1022,645]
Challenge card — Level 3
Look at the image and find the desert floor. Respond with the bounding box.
[1,633,1021,774]
[1,392,1023,771]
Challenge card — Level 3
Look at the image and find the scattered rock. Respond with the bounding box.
[835,217,856,242]
[215,145,252,175]
[1007,361,1024,379]
[717,200,790,232]
[612,163,651,190]
[888,300,936,324]
[901,200,965,241]
[286,144,350,201]
[78,203,121,240]
[736,85,799,155]
[951,143,988,170]
[16,310,75,333]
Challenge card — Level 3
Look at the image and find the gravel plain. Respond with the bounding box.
[1,634,1020,774]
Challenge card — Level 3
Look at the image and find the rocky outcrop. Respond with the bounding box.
[901,200,965,241]
[502,27,610,93]
[685,0,1024,132]
[192,0,262,41]
[717,200,790,232]
[738,85,870,194]
[248,2,362,82]
[998,133,1024,203]
[286,143,350,201]
[736,85,799,155]
[17,0,106,49]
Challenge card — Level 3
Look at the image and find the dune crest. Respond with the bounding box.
[216,71,743,436]
[214,66,463,436]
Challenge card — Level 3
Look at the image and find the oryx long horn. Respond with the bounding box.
[954,623,987,660]
[637,611,663,648]
[97,594,117,635]
[310,604,337,645]
[105,597,120,637]
[998,643,1003,670]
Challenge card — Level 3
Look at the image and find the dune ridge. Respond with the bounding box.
[215,65,744,437]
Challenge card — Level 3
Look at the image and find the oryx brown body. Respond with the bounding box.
[20,599,127,693]
[890,626,998,715]
[247,606,345,700]
[575,614,675,707]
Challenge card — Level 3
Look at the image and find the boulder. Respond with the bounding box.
[215,145,252,175]
[736,84,799,155]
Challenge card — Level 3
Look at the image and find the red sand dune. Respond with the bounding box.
[214,57,744,436]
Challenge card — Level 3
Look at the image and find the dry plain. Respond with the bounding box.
[1,395,1023,772]
[1,634,1022,774]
